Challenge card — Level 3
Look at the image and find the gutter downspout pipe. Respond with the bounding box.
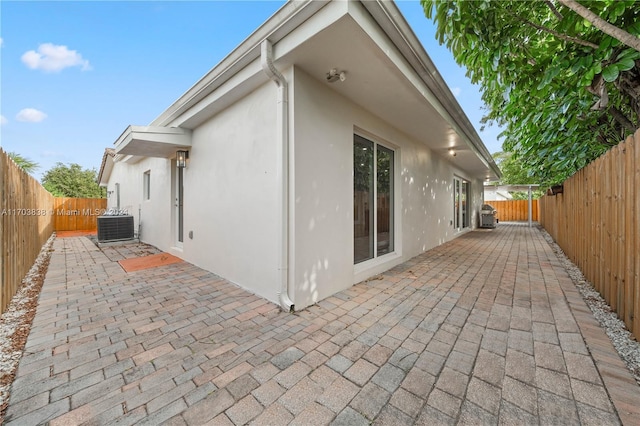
[260,39,294,312]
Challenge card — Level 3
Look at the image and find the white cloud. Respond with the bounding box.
[0,38,4,48]
[21,43,91,72]
[0,115,7,125]
[451,87,462,97]
[16,108,48,123]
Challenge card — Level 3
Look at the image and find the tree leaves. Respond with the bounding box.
[602,64,619,82]
[421,0,640,188]
[7,152,39,174]
[41,163,105,198]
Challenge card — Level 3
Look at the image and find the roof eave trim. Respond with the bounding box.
[361,0,501,179]
[151,0,329,128]
[97,148,115,186]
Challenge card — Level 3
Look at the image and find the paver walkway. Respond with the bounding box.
[4,224,640,425]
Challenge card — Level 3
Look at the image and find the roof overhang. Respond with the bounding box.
[97,148,115,187]
[486,184,541,192]
[110,0,500,180]
[114,125,192,163]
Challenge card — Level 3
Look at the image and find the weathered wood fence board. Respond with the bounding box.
[1,148,55,313]
[540,129,640,339]
[54,198,107,231]
[1,149,107,314]
[489,199,539,222]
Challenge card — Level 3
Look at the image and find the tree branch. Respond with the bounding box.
[608,106,637,133]
[544,0,564,21]
[514,14,599,48]
[558,0,640,51]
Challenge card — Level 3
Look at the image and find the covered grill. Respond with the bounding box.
[480,204,498,229]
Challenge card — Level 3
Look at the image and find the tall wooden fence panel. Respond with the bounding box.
[1,148,55,313]
[489,199,539,222]
[54,197,107,231]
[540,129,640,340]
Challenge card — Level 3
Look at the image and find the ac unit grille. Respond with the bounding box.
[97,215,134,242]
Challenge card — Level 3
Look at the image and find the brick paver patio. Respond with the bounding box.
[4,224,640,425]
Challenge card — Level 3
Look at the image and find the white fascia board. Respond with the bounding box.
[493,184,540,192]
[152,0,329,128]
[166,1,349,129]
[98,157,114,186]
[114,125,192,158]
[359,0,501,180]
[172,60,267,129]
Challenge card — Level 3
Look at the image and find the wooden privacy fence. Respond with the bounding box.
[1,148,55,313]
[1,148,107,314]
[54,197,107,231]
[540,129,640,340]
[489,199,539,222]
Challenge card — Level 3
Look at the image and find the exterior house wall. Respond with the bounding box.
[106,84,280,304]
[106,66,486,311]
[176,82,280,303]
[106,157,174,250]
[291,67,482,309]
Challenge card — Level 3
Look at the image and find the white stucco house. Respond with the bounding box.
[99,0,501,311]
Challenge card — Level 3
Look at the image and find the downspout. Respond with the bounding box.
[260,39,294,312]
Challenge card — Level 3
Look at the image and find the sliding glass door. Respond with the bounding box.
[354,135,394,264]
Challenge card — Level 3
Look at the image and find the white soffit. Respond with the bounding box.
[114,126,192,158]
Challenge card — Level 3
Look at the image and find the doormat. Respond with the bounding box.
[57,230,97,238]
[118,252,183,272]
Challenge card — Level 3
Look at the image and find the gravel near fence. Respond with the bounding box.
[0,234,55,420]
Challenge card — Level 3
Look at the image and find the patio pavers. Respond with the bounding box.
[4,224,640,425]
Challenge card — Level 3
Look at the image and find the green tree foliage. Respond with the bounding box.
[493,151,536,185]
[492,151,545,199]
[422,0,640,187]
[42,163,105,198]
[7,152,39,174]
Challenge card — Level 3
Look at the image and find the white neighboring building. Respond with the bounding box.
[99,0,501,311]
[484,186,513,201]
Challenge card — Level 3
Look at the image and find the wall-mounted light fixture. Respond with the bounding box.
[176,150,189,168]
[326,68,346,83]
[448,148,456,157]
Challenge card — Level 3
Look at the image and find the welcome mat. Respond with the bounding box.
[118,252,183,272]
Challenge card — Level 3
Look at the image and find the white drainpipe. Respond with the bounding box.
[260,39,294,312]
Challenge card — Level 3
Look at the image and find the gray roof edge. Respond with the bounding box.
[151,0,328,127]
[361,0,501,179]
[97,147,116,186]
[146,0,501,180]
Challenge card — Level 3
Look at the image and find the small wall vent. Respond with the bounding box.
[97,215,134,242]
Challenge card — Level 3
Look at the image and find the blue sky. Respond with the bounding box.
[1,0,502,181]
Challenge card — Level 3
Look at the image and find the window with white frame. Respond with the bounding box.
[143,170,151,200]
[354,134,394,264]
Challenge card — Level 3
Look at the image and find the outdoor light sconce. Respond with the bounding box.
[326,68,346,83]
[449,148,456,157]
[176,150,189,168]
